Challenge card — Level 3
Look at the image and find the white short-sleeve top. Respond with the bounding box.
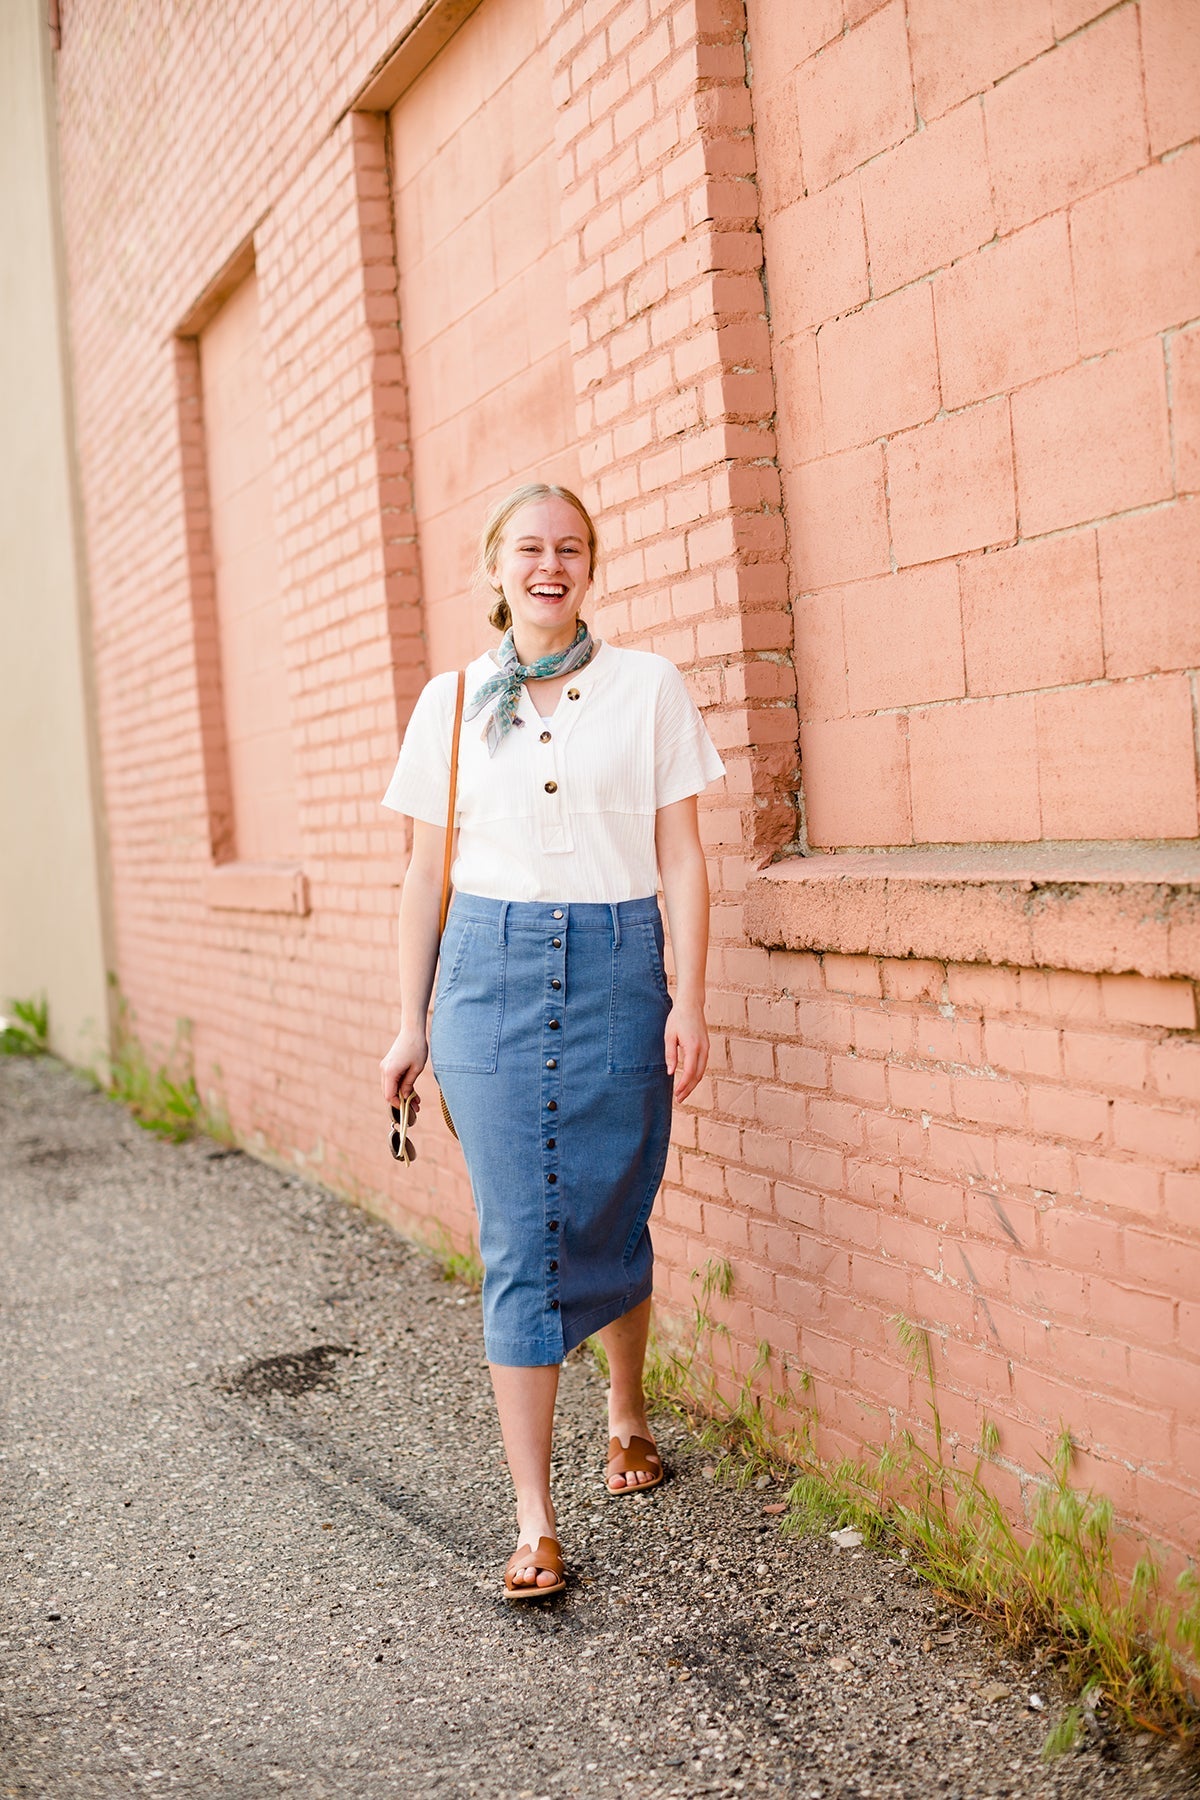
[381,641,725,903]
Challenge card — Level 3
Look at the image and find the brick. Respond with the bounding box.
[1112,1100,1200,1169]
[908,694,1040,843]
[800,713,912,848]
[1041,1204,1121,1270]
[793,0,913,191]
[934,213,1078,411]
[984,1018,1061,1080]
[905,0,1053,120]
[841,563,965,712]
[822,953,882,997]
[925,1122,998,1182]
[1027,1084,1109,1146]
[1125,1228,1200,1304]
[1061,1032,1150,1094]
[887,399,1016,567]
[1151,1039,1200,1104]
[1165,1166,1200,1238]
[791,582,847,721]
[964,1190,1037,1251]
[859,98,995,296]
[881,959,944,1003]
[983,11,1147,235]
[1086,1390,1173,1469]
[784,442,890,590]
[817,282,941,452]
[764,177,869,339]
[960,530,1101,696]
[1172,324,1200,496]
[1074,1154,1160,1220]
[889,1064,953,1115]
[744,0,841,75]
[1011,340,1172,537]
[1018,969,1103,1023]
[1036,676,1199,840]
[1088,1279,1177,1352]
[1101,972,1194,1029]
[1070,147,1200,356]
[953,1069,1028,1128]
[995,1136,1074,1197]
[1098,499,1200,678]
[1141,0,1200,156]
[947,963,1021,1014]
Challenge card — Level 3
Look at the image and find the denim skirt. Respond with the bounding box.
[430,893,673,1366]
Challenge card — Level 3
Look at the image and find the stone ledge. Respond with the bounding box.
[204,863,310,917]
[744,845,1200,982]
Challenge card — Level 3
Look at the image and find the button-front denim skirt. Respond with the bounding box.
[430,893,673,1366]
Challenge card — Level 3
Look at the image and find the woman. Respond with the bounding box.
[378,482,723,1599]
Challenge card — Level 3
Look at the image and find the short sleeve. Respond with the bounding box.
[381,672,457,824]
[653,660,726,809]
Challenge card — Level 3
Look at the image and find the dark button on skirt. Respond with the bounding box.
[430,894,673,1366]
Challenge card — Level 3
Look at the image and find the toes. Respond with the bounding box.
[536,1569,558,1587]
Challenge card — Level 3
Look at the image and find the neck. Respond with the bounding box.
[511,619,582,665]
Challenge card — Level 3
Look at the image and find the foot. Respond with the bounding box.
[606,1416,662,1492]
[507,1508,561,1591]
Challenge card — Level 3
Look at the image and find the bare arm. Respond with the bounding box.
[379,818,449,1106]
[655,794,710,1103]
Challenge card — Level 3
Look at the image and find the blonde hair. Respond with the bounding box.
[479,482,599,632]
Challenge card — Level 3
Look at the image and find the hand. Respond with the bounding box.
[664,1000,708,1103]
[379,1028,428,1107]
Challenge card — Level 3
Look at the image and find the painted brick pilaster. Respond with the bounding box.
[545,0,798,866]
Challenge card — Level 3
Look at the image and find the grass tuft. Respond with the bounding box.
[0,995,50,1057]
[626,1277,1200,1757]
[105,997,206,1141]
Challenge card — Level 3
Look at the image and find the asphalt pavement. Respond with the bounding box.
[1,1054,1196,1799]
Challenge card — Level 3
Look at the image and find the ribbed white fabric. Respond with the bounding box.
[381,641,725,903]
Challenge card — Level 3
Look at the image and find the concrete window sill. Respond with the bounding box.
[204,862,310,917]
[744,844,1200,982]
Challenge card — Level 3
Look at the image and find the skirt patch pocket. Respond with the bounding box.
[430,920,506,1074]
[607,919,670,1076]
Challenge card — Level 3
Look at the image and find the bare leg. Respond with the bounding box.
[595,1296,660,1491]
[489,1361,561,1588]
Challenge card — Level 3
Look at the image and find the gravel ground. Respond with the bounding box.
[1,1055,1196,1800]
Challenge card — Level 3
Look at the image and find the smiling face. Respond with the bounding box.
[490,495,593,657]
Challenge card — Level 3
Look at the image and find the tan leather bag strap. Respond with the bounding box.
[439,670,466,936]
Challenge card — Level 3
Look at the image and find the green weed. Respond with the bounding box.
[0,995,50,1057]
[633,1272,1200,1755]
[424,1225,484,1292]
[105,997,205,1141]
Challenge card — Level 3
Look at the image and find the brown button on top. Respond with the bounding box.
[551,937,561,948]
[548,1219,559,1231]
[567,687,581,700]
[550,1299,559,1310]
[546,1138,556,1149]
[552,910,564,920]
[539,731,551,743]
[545,1058,557,1070]
[544,780,557,794]
[548,1019,560,1030]
[548,1260,558,1272]
[546,1099,557,1111]
[547,1173,558,1185]
[550,978,561,990]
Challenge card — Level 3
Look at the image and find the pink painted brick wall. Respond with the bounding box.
[51,0,1200,1567]
[750,0,1200,849]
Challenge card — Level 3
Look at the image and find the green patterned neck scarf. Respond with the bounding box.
[465,621,596,757]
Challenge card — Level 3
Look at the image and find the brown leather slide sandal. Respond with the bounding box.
[606,1434,664,1496]
[503,1536,566,1601]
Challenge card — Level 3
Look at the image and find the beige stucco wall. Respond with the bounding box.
[0,0,111,1069]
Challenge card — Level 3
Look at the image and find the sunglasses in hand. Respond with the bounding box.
[389,1093,417,1165]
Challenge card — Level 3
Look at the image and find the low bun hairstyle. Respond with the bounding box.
[479,482,599,633]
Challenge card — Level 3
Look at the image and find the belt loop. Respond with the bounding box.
[497,900,509,945]
[609,902,621,950]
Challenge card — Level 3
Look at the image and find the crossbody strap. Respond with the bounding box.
[439,670,466,936]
